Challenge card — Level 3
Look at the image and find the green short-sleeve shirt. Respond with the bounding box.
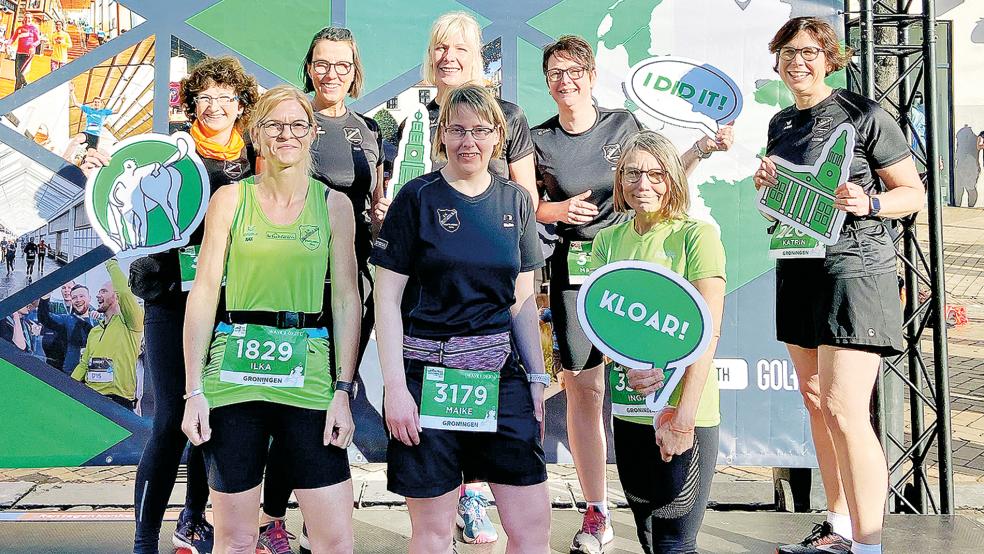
[591,217,726,427]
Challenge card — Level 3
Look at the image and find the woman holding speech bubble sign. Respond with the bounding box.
[532,34,732,554]
[754,17,923,554]
[372,85,550,554]
[591,130,726,554]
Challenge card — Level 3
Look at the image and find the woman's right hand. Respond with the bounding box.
[559,190,599,225]
[753,156,778,190]
[181,394,211,446]
[79,148,111,177]
[384,384,421,446]
[373,196,392,224]
[626,368,665,396]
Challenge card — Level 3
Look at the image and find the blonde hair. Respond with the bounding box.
[613,131,690,220]
[423,12,485,86]
[433,84,506,161]
[248,85,316,177]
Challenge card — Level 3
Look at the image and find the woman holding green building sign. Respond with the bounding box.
[591,130,726,554]
[754,17,924,554]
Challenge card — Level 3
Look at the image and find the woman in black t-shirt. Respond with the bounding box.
[755,18,923,554]
[372,85,550,554]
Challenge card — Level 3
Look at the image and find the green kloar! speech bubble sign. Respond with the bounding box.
[576,261,713,412]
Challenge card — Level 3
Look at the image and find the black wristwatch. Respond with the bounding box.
[334,380,358,399]
[869,195,882,217]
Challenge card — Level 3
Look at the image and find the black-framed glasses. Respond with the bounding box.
[545,66,586,82]
[621,168,666,185]
[443,125,497,140]
[778,46,823,61]
[196,94,239,106]
[260,120,313,139]
[310,60,354,76]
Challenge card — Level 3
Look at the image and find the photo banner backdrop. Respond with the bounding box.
[0,0,850,468]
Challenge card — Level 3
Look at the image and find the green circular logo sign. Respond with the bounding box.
[576,261,713,411]
[84,131,210,257]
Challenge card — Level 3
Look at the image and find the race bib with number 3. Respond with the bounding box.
[220,324,308,388]
[609,364,672,417]
[86,357,115,383]
[567,241,593,285]
[419,366,500,432]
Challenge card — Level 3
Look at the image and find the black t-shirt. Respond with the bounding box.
[310,110,383,267]
[370,171,544,340]
[400,98,535,179]
[24,243,37,260]
[533,106,643,242]
[767,89,910,205]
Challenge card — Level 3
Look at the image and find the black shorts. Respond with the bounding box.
[83,131,100,150]
[201,401,350,494]
[775,219,904,356]
[549,241,603,371]
[386,353,547,498]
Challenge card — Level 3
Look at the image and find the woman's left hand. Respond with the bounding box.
[324,394,355,449]
[834,182,871,216]
[530,383,545,441]
[695,123,734,155]
[654,419,695,462]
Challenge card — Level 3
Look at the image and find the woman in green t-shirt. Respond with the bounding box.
[591,130,726,553]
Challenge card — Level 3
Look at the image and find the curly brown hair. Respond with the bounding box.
[179,56,259,127]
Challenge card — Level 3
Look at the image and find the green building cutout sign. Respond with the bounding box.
[388,103,432,199]
[757,123,856,245]
[576,261,713,412]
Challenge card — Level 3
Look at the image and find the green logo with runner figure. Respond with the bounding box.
[85,132,210,257]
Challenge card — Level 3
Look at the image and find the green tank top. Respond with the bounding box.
[225,176,330,312]
[202,176,334,410]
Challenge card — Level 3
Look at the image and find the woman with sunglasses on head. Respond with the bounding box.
[372,84,550,554]
[372,11,539,545]
[592,130,725,554]
[756,18,923,554]
[531,35,732,554]
[83,56,259,554]
[181,85,361,554]
[256,27,384,553]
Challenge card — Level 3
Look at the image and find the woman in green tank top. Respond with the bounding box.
[181,85,361,553]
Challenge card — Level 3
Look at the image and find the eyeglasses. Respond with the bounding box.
[443,125,497,140]
[311,61,354,76]
[260,120,313,139]
[545,66,586,82]
[778,46,823,61]
[621,168,666,185]
[196,95,239,106]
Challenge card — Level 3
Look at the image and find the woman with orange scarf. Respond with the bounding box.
[82,56,259,554]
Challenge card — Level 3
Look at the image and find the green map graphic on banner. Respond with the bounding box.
[85,132,210,257]
[576,261,713,412]
[757,123,856,245]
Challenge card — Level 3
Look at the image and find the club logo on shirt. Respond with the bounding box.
[502,214,515,228]
[344,127,363,146]
[602,143,622,167]
[299,224,322,250]
[244,225,256,242]
[813,116,834,142]
[223,159,245,179]
[437,209,460,232]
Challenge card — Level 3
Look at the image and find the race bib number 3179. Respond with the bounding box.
[419,366,500,432]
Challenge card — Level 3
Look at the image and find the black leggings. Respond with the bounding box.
[133,302,210,553]
[613,417,719,554]
[262,270,380,518]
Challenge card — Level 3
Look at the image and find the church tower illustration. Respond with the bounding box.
[389,103,432,199]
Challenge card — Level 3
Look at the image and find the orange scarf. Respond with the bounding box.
[189,120,245,161]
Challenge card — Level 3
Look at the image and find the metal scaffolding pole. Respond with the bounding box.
[844,0,953,515]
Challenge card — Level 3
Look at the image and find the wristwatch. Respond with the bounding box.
[693,141,713,159]
[334,380,359,399]
[527,372,551,386]
[869,195,882,217]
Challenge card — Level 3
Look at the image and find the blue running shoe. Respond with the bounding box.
[456,489,498,544]
[171,508,214,554]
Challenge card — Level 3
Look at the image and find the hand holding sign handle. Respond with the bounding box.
[576,260,714,414]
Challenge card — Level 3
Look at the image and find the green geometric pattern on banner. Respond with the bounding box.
[518,37,556,126]
[0,359,130,468]
[529,0,661,54]
[187,0,332,86]
[348,0,487,92]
